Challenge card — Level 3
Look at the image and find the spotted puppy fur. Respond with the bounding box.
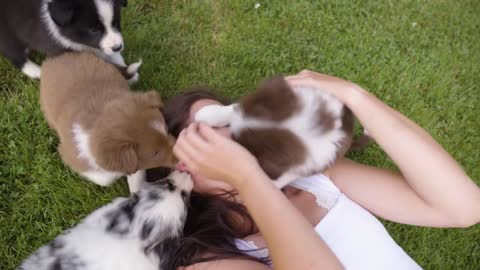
[17,171,193,270]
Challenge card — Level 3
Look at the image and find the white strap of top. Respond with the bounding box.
[288,174,341,210]
[234,239,270,262]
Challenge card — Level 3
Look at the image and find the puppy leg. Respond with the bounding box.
[96,50,126,66]
[95,50,142,84]
[127,170,146,194]
[125,59,142,85]
[81,171,120,186]
[0,31,40,79]
[195,104,237,127]
[21,59,42,79]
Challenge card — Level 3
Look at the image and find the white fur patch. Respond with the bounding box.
[170,170,194,192]
[151,121,167,134]
[127,73,139,85]
[81,170,123,186]
[127,60,142,85]
[21,60,41,79]
[195,104,236,127]
[127,170,146,193]
[127,60,142,74]
[95,0,124,54]
[72,123,123,185]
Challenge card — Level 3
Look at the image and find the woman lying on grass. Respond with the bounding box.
[153,70,480,270]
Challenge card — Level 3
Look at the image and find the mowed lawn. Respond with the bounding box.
[1,0,479,269]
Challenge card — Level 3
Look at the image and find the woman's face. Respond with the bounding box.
[176,98,234,194]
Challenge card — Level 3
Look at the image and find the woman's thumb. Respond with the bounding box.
[198,123,222,142]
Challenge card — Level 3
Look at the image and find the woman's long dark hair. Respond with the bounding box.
[149,89,269,269]
[162,88,231,138]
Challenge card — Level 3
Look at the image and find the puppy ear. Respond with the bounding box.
[241,76,299,122]
[48,0,74,26]
[92,136,139,175]
[142,91,163,108]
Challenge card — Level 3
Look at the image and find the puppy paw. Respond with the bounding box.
[127,59,142,74]
[126,59,142,85]
[128,72,140,85]
[21,60,41,79]
[195,104,235,127]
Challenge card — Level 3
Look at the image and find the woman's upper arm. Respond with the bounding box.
[329,158,453,227]
[181,258,271,270]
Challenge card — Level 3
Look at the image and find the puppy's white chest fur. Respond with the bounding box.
[72,123,123,186]
[58,228,158,270]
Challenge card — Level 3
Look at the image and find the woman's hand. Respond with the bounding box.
[176,122,344,270]
[289,70,480,227]
[285,70,367,105]
[173,122,264,188]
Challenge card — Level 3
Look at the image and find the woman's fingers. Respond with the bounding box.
[184,123,210,151]
[198,123,224,144]
[175,129,202,163]
[172,144,198,173]
[285,76,316,88]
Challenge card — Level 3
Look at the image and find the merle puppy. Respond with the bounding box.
[0,0,139,81]
[17,171,193,270]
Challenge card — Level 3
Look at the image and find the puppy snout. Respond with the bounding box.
[112,43,123,52]
[176,162,188,172]
[171,171,194,192]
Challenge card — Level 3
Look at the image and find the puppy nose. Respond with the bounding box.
[176,162,188,172]
[112,44,123,52]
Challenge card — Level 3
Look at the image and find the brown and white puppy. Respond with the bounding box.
[40,52,176,192]
[195,76,365,188]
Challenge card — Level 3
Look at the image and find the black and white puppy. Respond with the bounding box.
[0,0,140,81]
[17,171,193,270]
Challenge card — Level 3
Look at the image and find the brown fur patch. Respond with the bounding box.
[316,101,335,133]
[90,92,176,174]
[341,107,354,135]
[234,128,307,180]
[337,107,355,156]
[240,76,300,122]
[40,52,176,176]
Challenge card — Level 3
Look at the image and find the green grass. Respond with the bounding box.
[1,0,479,269]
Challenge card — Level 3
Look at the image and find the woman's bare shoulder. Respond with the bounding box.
[180,258,270,270]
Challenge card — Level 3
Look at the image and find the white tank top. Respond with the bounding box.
[235,174,422,269]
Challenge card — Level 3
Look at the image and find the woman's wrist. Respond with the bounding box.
[338,84,371,108]
[234,165,273,194]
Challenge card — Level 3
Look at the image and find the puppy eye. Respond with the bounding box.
[156,179,176,191]
[167,182,175,191]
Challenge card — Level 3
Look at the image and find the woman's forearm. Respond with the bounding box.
[175,123,343,269]
[342,87,480,226]
[236,169,343,270]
